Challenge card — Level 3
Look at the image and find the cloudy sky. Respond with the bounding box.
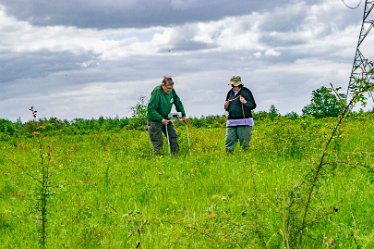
[1,0,373,122]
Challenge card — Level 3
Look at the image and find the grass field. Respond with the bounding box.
[1,115,373,248]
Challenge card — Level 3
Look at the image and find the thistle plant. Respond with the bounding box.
[29,106,53,249]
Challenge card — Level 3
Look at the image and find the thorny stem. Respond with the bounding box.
[283,194,296,249]
[38,136,47,249]
[324,160,373,171]
[29,106,50,249]
[39,143,52,249]
[249,162,267,247]
[298,69,373,244]
[298,97,355,245]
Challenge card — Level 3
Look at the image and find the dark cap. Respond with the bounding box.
[162,76,174,85]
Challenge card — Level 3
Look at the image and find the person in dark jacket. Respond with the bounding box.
[224,76,256,152]
[147,76,188,155]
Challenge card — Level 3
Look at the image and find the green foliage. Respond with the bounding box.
[285,111,299,120]
[302,86,346,118]
[189,115,226,128]
[268,104,280,120]
[0,119,16,135]
[252,111,268,121]
[128,96,148,130]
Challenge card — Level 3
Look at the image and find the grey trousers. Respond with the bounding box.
[225,126,253,152]
[148,121,179,155]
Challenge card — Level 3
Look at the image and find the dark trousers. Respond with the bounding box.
[148,121,179,155]
[225,126,253,152]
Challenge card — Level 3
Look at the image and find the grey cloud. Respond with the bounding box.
[0,51,100,83]
[258,1,361,33]
[257,1,362,48]
[259,3,307,33]
[0,0,314,29]
[154,35,217,53]
[162,41,216,52]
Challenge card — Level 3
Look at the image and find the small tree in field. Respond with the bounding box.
[129,96,148,129]
[302,86,345,118]
[0,119,16,135]
[268,104,279,120]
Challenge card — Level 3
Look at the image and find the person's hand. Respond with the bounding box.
[224,101,229,110]
[161,118,169,125]
[182,116,189,124]
[239,96,247,104]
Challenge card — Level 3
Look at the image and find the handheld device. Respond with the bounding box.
[168,112,182,119]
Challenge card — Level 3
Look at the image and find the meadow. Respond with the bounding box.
[0,114,373,248]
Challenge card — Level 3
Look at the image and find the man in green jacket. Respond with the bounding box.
[147,76,188,155]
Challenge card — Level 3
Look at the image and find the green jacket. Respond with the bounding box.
[147,85,186,122]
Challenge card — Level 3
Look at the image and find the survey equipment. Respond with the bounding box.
[165,112,191,155]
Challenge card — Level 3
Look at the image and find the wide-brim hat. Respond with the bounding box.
[229,75,243,86]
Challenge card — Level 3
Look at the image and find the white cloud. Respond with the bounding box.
[264,49,281,57]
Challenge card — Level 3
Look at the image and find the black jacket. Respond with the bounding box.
[225,86,256,119]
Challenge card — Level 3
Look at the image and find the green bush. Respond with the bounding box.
[0,119,16,135]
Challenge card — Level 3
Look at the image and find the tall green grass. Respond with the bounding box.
[0,115,373,248]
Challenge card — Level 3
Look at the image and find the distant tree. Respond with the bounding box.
[128,96,148,129]
[285,111,299,120]
[22,120,39,137]
[0,119,16,135]
[252,111,268,121]
[268,105,280,120]
[302,86,345,118]
[40,117,67,133]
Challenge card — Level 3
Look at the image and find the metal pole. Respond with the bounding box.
[185,124,191,156]
[165,122,171,154]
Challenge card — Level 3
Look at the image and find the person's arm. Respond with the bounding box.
[147,90,163,122]
[173,90,188,123]
[224,91,231,111]
[172,90,186,116]
[243,89,256,110]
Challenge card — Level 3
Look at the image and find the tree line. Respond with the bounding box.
[0,86,373,137]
